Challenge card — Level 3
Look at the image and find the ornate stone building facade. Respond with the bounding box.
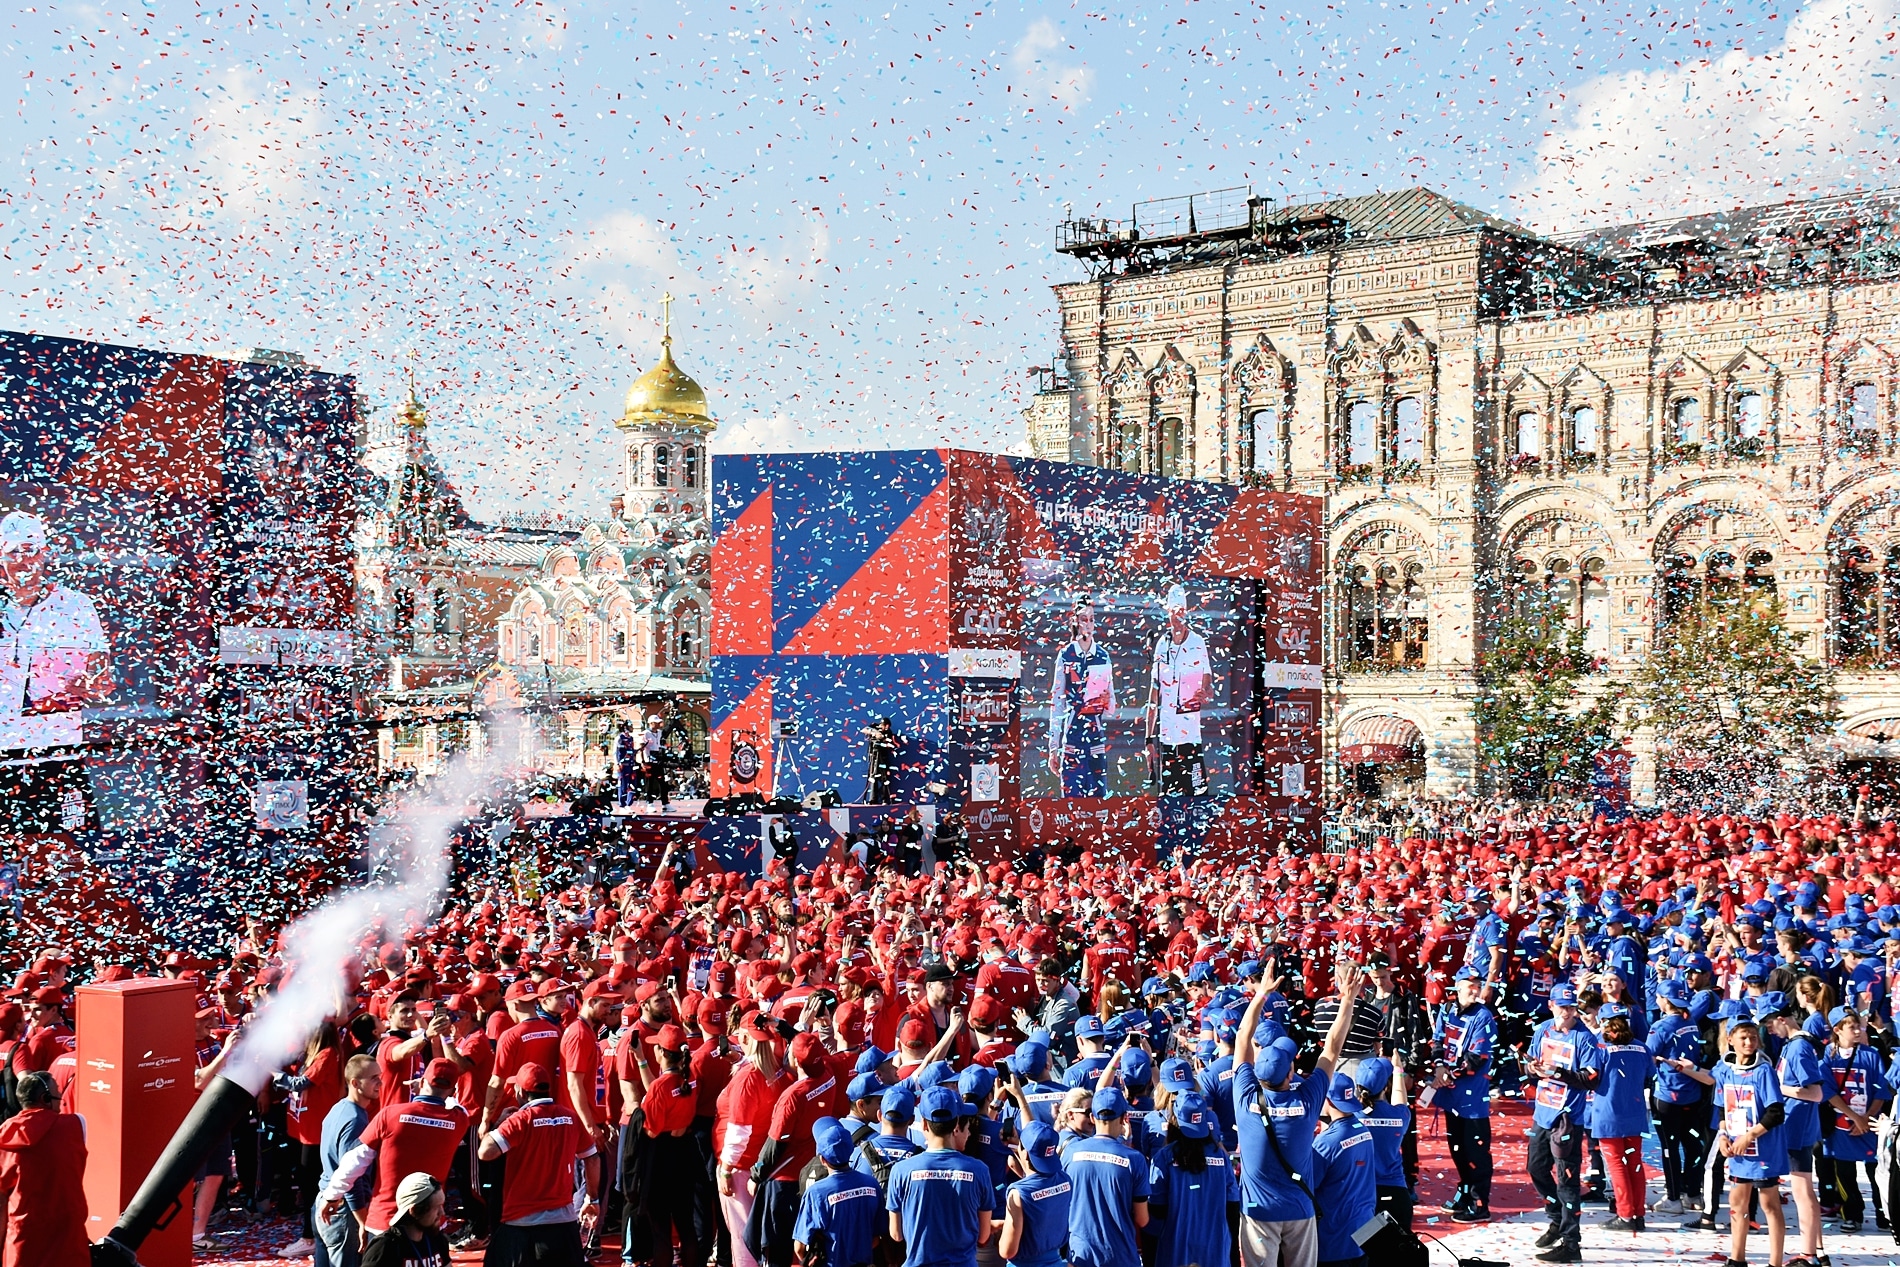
[490,310,714,777]
[1035,186,1900,796]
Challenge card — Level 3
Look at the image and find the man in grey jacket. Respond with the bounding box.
[316,1055,383,1267]
[1017,958,1081,1062]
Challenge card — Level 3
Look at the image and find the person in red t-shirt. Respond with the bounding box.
[562,982,619,1150]
[374,993,447,1113]
[715,1020,790,1267]
[476,1062,600,1265]
[973,949,1038,1027]
[751,1031,844,1267]
[482,983,569,1133]
[13,988,73,1074]
[637,1025,703,1267]
[318,1059,469,1236]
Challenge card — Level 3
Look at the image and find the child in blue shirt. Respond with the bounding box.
[997,1121,1071,1267]
[1700,1018,1788,1267]
[796,1117,885,1267]
[1354,1057,1414,1232]
[1144,1092,1235,1267]
[1586,1005,1652,1232]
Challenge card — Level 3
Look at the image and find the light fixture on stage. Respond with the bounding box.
[802,788,842,810]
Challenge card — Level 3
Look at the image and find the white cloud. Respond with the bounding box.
[1011,19,1094,110]
[1512,0,1900,230]
[189,70,324,225]
[713,411,825,456]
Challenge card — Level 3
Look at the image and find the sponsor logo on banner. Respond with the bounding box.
[218,627,352,666]
[252,780,309,831]
[949,648,1022,679]
[1260,662,1323,689]
[970,762,1000,802]
[959,688,1013,727]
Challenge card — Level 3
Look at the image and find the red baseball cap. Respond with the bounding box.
[512,1062,552,1094]
[424,1058,460,1087]
[654,1024,690,1052]
[30,986,63,1008]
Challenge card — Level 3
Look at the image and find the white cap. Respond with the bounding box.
[1163,583,1188,612]
[0,511,47,554]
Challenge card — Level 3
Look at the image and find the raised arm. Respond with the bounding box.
[1315,962,1367,1082]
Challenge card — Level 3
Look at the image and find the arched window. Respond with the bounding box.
[1849,382,1881,446]
[1706,551,1740,605]
[1249,406,1280,476]
[1338,529,1428,668]
[1840,546,1884,661]
[1513,410,1541,458]
[1393,396,1424,465]
[1570,406,1599,456]
[683,447,700,489]
[1744,549,1776,602]
[1734,392,1765,441]
[431,588,453,634]
[1672,397,1703,448]
[1347,400,1378,466]
[1116,419,1143,474]
[1581,558,1610,655]
[1661,554,1701,626]
[1158,416,1186,478]
[525,624,542,659]
[653,444,671,487]
[393,588,415,636]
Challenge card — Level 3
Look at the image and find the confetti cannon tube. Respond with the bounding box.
[91,1073,260,1267]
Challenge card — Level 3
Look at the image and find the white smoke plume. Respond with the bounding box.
[220,722,518,1095]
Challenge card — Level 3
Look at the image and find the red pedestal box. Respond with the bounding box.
[76,978,197,1267]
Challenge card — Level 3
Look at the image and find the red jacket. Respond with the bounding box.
[0,1106,88,1267]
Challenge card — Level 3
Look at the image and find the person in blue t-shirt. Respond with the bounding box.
[1145,1092,1235,1267]
[1063,1088,1150,1267]
[1352,1057,1413,1232]
[796,1118,884,1267]
[1523,982,1600,1263]
[1232,960,1366,1267]
[1310,1073,1377,1267]
[1819,1008,1889,1233]
[886,1086,995,1267]
[1646,980,1711,1216]
[1431,966,1498,1223]
[1005,1043,1068,1127]
[997,1122,1071,1267]
[1700,1017,1788,1267]
[1195,1023,1239,1151]
[958,1065,1013,1204]
[854,1084,923,1192]
[1065,1018,1113,1089]
[1585,1004,1652,1234]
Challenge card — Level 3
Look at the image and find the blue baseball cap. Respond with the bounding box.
[1683,954,1713,973]
[847,1072,885,1102]
[914,1060,956,1088]
[1008,1041,1051,1080]
[1172,1091,1213,1139]
[1141,976,1169,998]
[957,1065,996,1105]
[1256,1036,1299,1086]
[854,1046,891,1076]
[1713,999,1752,1022]
[1194,1038,1217,1060]
[1157,1057,1196,1093]
[1751,991,1790,1021]
[1454,964,1483,982]
[1658,980,1691,1007]
[1187,961,1213,983]
[1074,1015,1106,1040]
[1353,1057,1394,1097]
[880,1083,916,1123]
[1236,959,1262,979]
[1020,1121,1064,1174]
[1548,983,1578,1008]
[1326,1072,1364,1116]
[1599,1002,1629,1020]
[813,1116,855,1167]
[1828,1005,1864,1026]
[1091,1087,1130,1118]
[1119,1048,1153,1086]
[919,1084,976,1124]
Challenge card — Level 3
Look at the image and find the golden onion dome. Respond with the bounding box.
[617,294,715,433]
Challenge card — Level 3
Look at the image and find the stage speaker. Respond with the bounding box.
[762,795,804,815]
[802,788,842,810]
[1350,1212,1427,1267]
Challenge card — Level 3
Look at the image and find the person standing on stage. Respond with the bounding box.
[615,723,641,810]
[1048,594,1113,798]
[861,718,897,804]
[1432,966,1498,1224]
[1145,584,1209,797]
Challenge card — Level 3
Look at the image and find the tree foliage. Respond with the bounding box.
[1635,597,1837,768]
[1475,609,1626,798]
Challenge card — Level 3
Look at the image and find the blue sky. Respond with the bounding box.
[3,0,1893,517]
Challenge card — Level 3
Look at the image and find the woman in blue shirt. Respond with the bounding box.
[997,1121,1071,1267]
[1698,1018,1788,1267]
[1586,1004,1652,1232]
[1144,1093,1235,1267]
[1352,1057,1414,1231]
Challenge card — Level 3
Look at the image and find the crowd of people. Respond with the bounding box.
[7,803,1900,1267]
